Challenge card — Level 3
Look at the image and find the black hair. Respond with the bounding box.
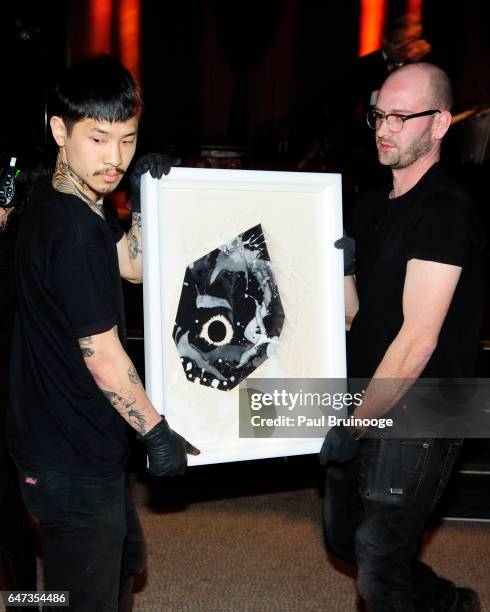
[53,54,142,133]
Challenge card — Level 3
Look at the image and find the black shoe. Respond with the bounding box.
[453,588,481,612]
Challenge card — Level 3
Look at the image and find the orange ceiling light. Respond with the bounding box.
[118,0,141,81]
[90,0,113,55]
[359,0,387,57]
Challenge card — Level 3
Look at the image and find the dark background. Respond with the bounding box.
[2,0,489,157]
[1,1,489,512]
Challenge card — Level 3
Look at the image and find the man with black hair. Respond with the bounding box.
[7,55,198,611]
[321,63,484,611]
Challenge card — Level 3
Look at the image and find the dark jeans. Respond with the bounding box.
[14,458,145,612]
[0,448,37,604]
[324,437,463,612]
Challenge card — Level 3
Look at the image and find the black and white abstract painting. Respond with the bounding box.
[173,224,285,390]
[141,167,345,465]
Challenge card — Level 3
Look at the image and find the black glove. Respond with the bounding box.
[334,231,355,276]
[319,424,362,466]
[129,153,180,213]
[139,418,200,477]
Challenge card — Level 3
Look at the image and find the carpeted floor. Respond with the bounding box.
[128,459,490,612]
[3,456,489,612]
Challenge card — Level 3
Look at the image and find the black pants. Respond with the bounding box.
[324,437,463,612]
[0,449,36,596]
[14,458,145,612]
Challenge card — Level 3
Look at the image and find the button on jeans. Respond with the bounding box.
[14,458,145,612]
[324,437,463,612]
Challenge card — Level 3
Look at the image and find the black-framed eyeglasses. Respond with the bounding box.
[366,109,441,133]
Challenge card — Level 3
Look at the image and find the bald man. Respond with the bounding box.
[321,64,484,610]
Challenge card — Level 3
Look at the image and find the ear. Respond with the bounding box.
[432,110,452,140]
[50,116,68,147]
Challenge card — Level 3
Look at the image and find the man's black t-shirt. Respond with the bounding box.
[7,181,129,475]
[347,163,485,379]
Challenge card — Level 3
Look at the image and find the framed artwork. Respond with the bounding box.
[141,167,345,465]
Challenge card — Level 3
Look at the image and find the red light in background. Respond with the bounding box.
[359,0,387,57]
[407,0,423,20]
[118,0,141,82]
[90,0,113,55]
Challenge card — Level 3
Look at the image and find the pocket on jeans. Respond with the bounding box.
[13,458,61,522]
[13,459,42,516]
[400,439,431,473]
[359,438,429,501]
[433,440,463,504]
[396,439,431,498]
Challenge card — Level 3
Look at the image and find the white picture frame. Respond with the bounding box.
[141,167,345,465]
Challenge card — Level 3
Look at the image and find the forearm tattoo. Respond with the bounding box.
[128,365,141,385]
[103,389,148,434]
[52,149,105,218]
[128,232,142,260]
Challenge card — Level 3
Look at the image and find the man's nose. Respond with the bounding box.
[104,143,123,167]
[376,116,391,138]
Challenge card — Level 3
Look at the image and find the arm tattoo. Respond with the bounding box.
[128,365,141,385]
[102,389,148,434]
[80,329,118,356]
[79,336,95,357]
[132,211,142,233]
[128,232,142,260]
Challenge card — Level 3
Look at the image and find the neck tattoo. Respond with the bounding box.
[52,149,105,218]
